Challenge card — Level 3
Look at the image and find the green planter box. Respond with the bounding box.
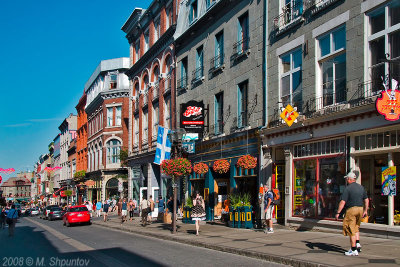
[183,206,195,224]
[242,206,253,229]
[234,208,241,228]
[228,207,235,228]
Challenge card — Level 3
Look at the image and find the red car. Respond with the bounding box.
[63,205,91,226]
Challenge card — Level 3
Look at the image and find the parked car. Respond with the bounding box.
[63,205,91,227]
[30,207,40,216]
[48,207,65,221]
[42,205,59,219]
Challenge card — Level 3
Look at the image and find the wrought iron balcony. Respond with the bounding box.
[209,53,224,72]
[153,82,160,99]
[177,76,188,91]
[273,0,303,30]
[142,93,148,109]
[232,37,250,59]
[192,66,204,82]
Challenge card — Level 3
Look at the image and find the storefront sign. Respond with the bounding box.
[182,141,195,153]
[181,101,204,133]
[382,166,396,196]
[280,104,299,127]
[376,88,400,121]
[85,180,95,187]
[60,191,66,197]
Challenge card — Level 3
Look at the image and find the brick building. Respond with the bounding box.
[122,0,178,204]
[84,58,130,202]
[76,91,88,173]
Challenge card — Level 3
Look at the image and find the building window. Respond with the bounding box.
[153,104,159,137]
[317,27,346,108]
[189,0,198,24]
[215,92,224,134]
[194,45,204,80]
[206,0,216,9]
[154,18,160,41]
[237,12,249,53]
[166,6,172,29]
[107,107,113,126]
[280,48,302,112]
[144,30,149,53]
[110,74,117,89]
[238,81,248,128]
[214,31,224,68]
[116,106,122,126]
[354,130,399,151]
[135,42,140,62]
[164,96,171,127]
[368,1,400,92]
[106,139,121,164]
[281,0,303,25]
[179,57,188,88]
[134,116,139,147]
[143,111,148,143]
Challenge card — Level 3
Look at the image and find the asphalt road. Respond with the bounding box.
[0,217,288,267]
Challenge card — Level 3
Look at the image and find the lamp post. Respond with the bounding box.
[168,128,186,234]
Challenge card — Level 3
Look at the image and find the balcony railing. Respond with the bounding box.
[192,66,204,82]
[273,0,303,30]
[142,93,148,108]
[349,80,384,107]
[210,53,224,71]
[177,76,188,91]
[153,83,159,99]
[232,37,250,58]
[150,135,158,150]
[164,77,171,95]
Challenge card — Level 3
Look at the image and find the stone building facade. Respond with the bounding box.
[261,0,400,229]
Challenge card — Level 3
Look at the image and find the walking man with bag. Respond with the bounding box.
[140,197,150,226]
[335,171,369,256]
[6,204,19,237]
[263,185,274,234]
[148,195,155,224]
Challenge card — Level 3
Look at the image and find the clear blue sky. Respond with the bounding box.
[0,0,151,183]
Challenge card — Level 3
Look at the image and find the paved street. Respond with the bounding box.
[0,217,286,267]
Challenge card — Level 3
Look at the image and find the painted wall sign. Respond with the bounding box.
[181,101,204,133]
[382,166,396,196]
[85,180,95,187]
[376,81,400,121]
[280,104,299,127]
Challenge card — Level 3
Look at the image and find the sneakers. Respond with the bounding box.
[264,228,274,234]
[344,249,359,256]
[356,243,362,252]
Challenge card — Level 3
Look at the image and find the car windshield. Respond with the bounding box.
[51,207,62,211]
[69,207,88,212]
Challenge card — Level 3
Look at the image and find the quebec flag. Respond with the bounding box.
[154,126,172,165]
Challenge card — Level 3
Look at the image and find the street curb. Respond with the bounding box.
[92,221,330,267]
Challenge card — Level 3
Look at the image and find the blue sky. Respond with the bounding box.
[0,0,151,183]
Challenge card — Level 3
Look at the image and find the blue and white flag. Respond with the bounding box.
[154,126,172,165]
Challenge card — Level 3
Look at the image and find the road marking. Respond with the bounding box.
[24,218,130,267]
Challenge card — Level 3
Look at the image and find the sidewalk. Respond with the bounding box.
[91,215,400,267]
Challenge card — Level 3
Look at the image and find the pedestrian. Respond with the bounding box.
[102,201,110,222]
[112,198,117,212]
[263,185,275,233]
[335,171,368,256]
[128,199,135,221]
[6,204,18,237]
[191,192,206,236]
[0,208,6,229]
[88,201,93,217]
[167,195,173,214]
[96,200,102,217]
[117,199,122,216]
[157,195,164,214]
[121,198,128,224]
[148,195,155,224]
[140,196,150,226]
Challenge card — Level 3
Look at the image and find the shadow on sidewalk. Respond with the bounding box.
[303,241,345,253]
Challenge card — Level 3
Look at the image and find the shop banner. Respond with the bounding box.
[381,166,396,196]
[181,101,204,133]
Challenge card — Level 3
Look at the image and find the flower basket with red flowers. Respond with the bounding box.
[193,162,209,175]
[161,158,192,181]
[236,155,257,169]
[213,159,230,174]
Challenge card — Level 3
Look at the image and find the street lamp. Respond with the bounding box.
[168,128,186,234]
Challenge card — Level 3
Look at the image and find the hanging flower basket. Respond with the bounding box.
[236,155,257,169]
[194,162,209,175]
[213,159,230,174]
[161,158,192,180]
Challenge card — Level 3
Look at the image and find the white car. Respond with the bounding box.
[30,208,40,216]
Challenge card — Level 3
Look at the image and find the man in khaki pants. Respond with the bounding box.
[335,171,368,256]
